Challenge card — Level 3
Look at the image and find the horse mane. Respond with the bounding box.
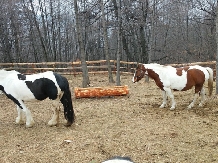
[145,63,165,67]
[144,63,171,71]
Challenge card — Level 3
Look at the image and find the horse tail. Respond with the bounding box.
[60,87,75,126]
[206,67,213,96]
[54,72,75,126]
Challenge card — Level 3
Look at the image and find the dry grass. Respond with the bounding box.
[1,74,218,163]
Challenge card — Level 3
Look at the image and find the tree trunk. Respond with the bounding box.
[112,0,131,61]
[115,0,122,86]
[10,12,21,62]
[140,26,148,63]
[101,0,114,83]
[74,0,90,87]
[29,0,49,61]
[140,0,149,64]
[216,0,218,94]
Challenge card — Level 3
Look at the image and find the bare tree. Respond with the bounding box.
[112,0,122,86]
[0,1,13,62]
[74,0,90,87]
[216,0,218,94]
[0,0,217,70]
[139,0,149,64]
[29,0,49,61]
[100,0,114,83]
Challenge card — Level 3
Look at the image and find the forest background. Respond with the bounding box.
[0,0,216,65]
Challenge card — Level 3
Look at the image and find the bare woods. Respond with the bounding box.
[0,0,216,64]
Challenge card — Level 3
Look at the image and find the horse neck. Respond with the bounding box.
[145,65,162,80]
[146,69,156,79]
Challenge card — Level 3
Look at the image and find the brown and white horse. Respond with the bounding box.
[132,63,213,110]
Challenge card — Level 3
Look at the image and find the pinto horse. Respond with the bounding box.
[132,63,213,110]
[0,69,75,127]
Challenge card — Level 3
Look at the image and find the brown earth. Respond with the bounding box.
[1,74,218,163]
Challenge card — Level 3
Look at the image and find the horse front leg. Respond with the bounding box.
[159,90,167,108]
[48,101,60,126]
[164,88,176,110]
[15,105,25,125]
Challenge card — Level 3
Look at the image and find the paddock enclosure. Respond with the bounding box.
[1,73,218,163]
[0,60,216,76]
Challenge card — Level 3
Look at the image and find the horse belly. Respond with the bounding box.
[168,77,188,91]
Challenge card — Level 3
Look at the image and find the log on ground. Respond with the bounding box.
[74,85,129,98]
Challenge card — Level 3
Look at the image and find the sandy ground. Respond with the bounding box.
[1,74,218,163]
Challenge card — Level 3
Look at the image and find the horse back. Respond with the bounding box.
[16,71,62,101]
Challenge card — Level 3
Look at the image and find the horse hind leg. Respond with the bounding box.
[48,100,60,127]
[18,100,35,127]
[15,105,25,125]
[199,87,206,107]
[188,86,204,109]
[187,93,198,109]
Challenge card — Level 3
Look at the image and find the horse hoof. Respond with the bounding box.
[26,124,34,128]
[15,118,25,125]
[26,120,35,128]
[170,107,175,110]
[64,121,72,127]
[48,121,57,127]
[159,105,165,108]
[198,103,203,107]
[187,106,192,109]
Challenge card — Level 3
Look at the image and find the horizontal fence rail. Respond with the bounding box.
[0,60,137,75]
[0,60,216,77]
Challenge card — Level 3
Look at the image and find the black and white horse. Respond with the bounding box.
[0,69,75,127]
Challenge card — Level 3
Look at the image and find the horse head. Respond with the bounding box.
[132,64,146,83]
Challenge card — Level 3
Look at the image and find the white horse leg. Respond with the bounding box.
[164,88,176,110]
[48,107,60,126]
[160,91,167,108]
[18,101,35,127]
[187,93,198,109]
[15,105,25,125]
[199,88,206,107]
[48,101,61,126]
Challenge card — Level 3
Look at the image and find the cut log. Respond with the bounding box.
[74,85,129,98]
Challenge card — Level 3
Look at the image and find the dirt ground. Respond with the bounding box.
[1,74,218,163]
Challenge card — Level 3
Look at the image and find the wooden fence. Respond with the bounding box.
[0,60,137,75]
[0,60,216,76]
